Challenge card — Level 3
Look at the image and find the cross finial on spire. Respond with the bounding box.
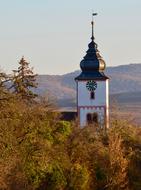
[91,13,98,41]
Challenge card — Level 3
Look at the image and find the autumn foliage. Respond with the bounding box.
[0,96,141,190]
[0,59,141,190]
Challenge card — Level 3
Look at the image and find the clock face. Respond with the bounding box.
[86,80,97,91]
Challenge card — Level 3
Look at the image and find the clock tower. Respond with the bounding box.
[75,15,109,129]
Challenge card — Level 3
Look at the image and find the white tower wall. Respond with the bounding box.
[77,79,109,128]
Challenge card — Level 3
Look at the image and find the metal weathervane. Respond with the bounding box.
[92,13,98,21]
[91,13,98,41]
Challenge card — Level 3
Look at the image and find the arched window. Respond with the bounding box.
[90,91,95,99]
[87,113,92,124]
[93,113,98,123]
[87,113,98,125]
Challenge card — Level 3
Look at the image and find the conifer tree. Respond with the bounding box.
[12,57,37,102]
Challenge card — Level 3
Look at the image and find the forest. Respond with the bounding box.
[0,58,141,190]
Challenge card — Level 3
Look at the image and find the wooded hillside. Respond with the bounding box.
[1,60,141,190]
[1,96,141,190]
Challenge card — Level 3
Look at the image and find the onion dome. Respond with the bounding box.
[75,15,108,80]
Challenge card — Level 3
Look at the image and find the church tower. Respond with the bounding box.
[75,14,109,128]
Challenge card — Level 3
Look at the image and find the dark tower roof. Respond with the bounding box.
[75,14,108,81]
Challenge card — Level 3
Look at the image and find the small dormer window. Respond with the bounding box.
[90,91,95,99]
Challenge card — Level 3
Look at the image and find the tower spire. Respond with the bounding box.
[91,13,98,41]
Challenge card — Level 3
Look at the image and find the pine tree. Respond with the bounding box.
[12,57,38,102]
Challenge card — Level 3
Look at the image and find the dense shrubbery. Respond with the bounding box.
[0,95,141,190]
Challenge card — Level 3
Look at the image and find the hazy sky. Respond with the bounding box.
[0,0,141,74]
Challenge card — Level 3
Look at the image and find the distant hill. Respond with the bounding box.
[111,91,141,104]
[36,63,141,106]
[106,64,141,94]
